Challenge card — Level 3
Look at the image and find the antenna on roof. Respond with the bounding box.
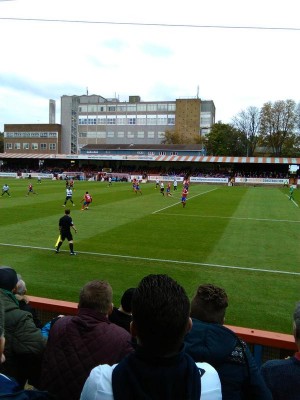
[196,85,199,99]
[86,87,89,96]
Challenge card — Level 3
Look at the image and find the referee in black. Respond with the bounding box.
[55,209,77,255]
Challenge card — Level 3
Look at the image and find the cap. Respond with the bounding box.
[0,267,18,291]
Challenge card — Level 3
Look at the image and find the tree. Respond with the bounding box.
[259,100,298,156]
[232,106,260,156]
[205,122,247,156]
[161,129,203,145]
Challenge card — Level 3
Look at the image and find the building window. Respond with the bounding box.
[127,104,136,112]
[97,117,107,124]
[79,132,87,138]
[158,132,165,139]
[148,131,155,138]
[127,132,134,138]
[97,105,106,112]
[31,143,38,150]
[14,143,21,150]
[23,143,29,150]
[116,116,127,125]
[157,115,168,125]
[168,117,175,125]
[170,152,178,155]
[49,143,56,150]
[117,105,127,111]
[108,106,116,112]
[107,132,114,138]
[137,104,147,111]
[147,104,157,111]
[168,104,176,111]
[148,151,155,155]
[159,151,166,155]
[107,118,116,125]
[128,118,136,125]
[6,143,12,150]
[147,116,156,125]
[117,131,125,138]
[137,132,145,138]
[40,143,47,150]
[136,116,146,125]
[157,104,168,111]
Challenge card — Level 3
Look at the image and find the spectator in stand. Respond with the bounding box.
[15,275,43,329]
[40,280,133,400]
[0,266,46,389]
[260,301,300,399]
[184,283,272,400]
[0,299,54,399]
[109,288,135,333]
[81,274,222,400]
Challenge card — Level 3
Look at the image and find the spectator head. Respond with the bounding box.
[293,302,300,344]
[79,280,113,315]
[120,288,135,313]
[16,276,27,296]
[190,283,228,325]
[131,274,191,357]
[0,267,18,292]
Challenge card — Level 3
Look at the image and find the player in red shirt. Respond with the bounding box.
[81,191,92,210]
[27,183,37,196]
[181,187,188,208]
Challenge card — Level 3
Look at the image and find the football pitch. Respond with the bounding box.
[0,178,299,334]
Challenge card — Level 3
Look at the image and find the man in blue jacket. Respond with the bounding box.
[184,283,272,400]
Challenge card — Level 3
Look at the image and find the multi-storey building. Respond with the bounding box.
[61,94,215,154]
[3,123,62,155]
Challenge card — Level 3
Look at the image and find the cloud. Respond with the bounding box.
[140,43,173,57]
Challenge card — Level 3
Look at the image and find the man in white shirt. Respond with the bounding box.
[81,274,221,400]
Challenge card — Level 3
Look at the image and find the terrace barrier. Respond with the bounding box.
[29,295,297,367]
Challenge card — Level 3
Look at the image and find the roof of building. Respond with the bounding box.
[81,144,204,151]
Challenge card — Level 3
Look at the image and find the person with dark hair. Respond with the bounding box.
[1,184,11,196]
[109,288,135,332]
[184,283,272,400]
[62,186,75,207]
[80,191,92,210]
[260,301,300,399]
[55,208,77,255]
[40,280,133,400]
[81,274,221,400]
[0,266,46,389]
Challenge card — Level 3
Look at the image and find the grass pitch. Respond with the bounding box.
[0,178,299,334]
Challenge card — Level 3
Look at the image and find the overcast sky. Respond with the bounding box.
[0,0,299,131]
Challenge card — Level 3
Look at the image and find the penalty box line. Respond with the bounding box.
[0,242,299,277]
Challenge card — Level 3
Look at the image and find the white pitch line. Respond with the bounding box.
[285,194,299,207]
[152,187,218,214]
[0,242,299,276]
[153,213,300,223]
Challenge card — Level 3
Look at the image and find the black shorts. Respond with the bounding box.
[61,231,73,241]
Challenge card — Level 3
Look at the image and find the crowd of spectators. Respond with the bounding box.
[0,265,299,399]
[0,163,296,180]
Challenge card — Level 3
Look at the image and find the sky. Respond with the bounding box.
[0,0,300,132]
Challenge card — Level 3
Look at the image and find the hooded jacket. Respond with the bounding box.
[40,307,133,400]
[0,289,46,387]
[184,318,272,400]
